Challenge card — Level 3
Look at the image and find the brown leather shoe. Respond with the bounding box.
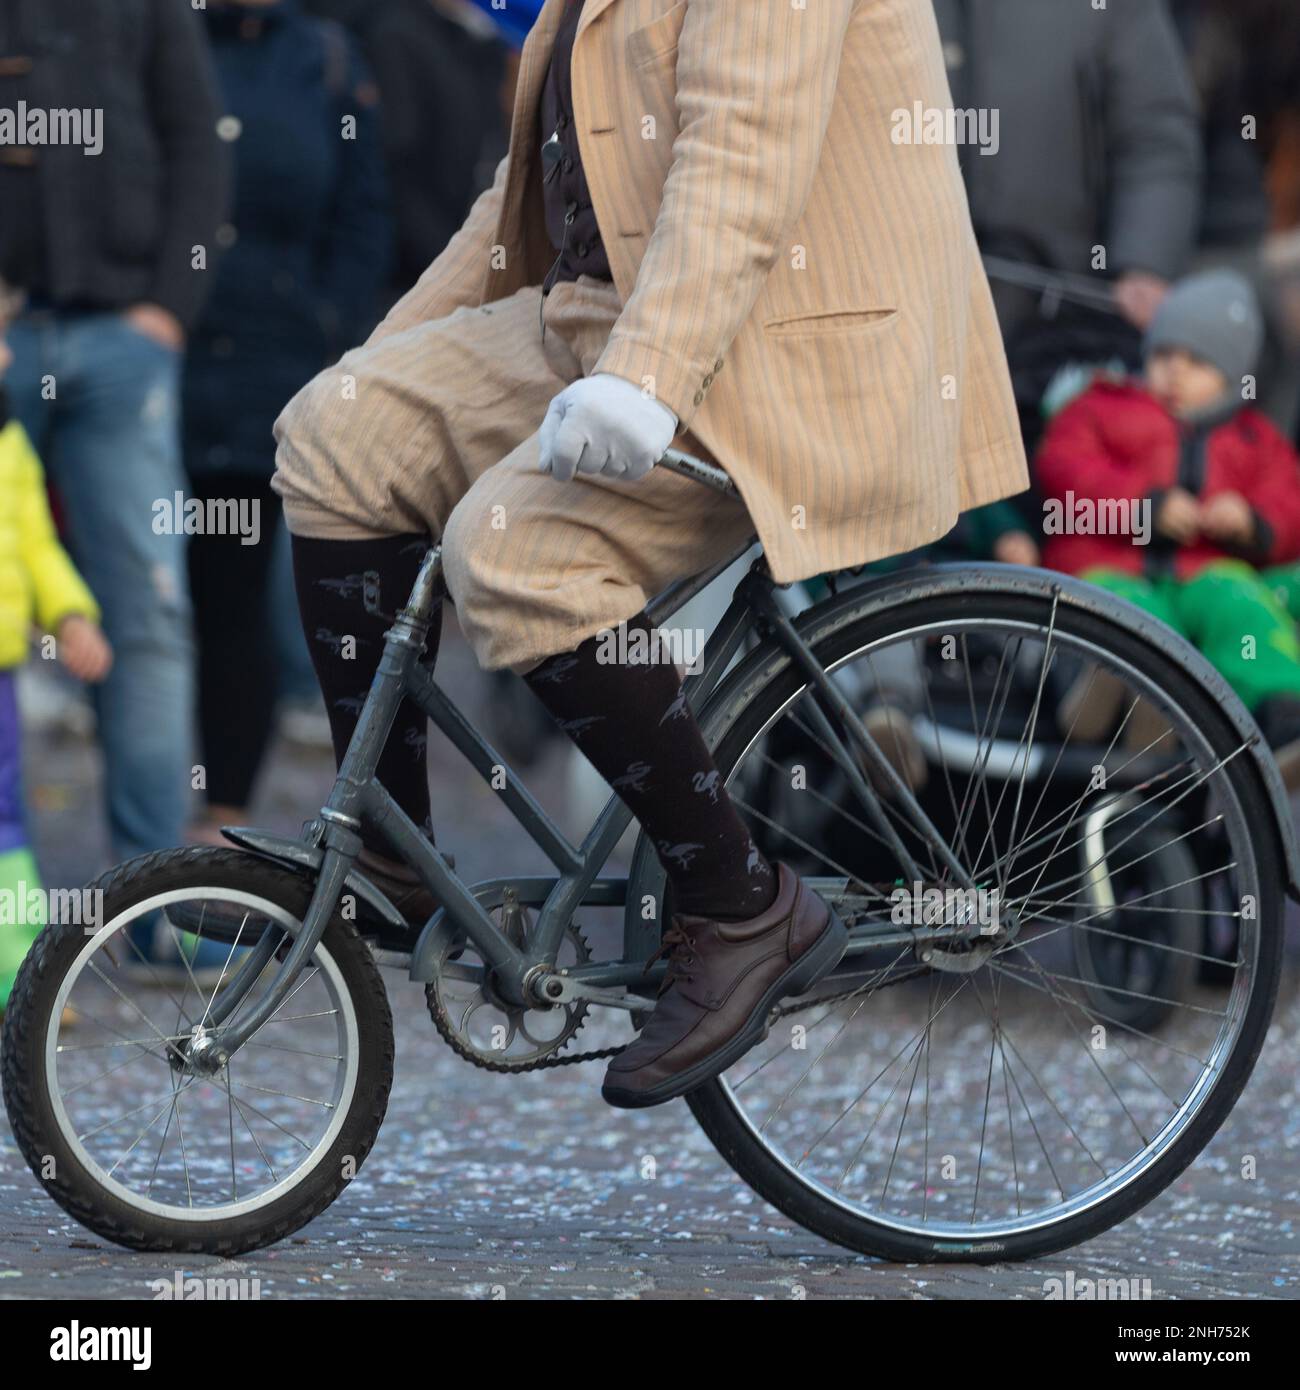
[602,863,847,1109]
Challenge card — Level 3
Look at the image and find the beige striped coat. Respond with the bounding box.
[370,0,1028,583]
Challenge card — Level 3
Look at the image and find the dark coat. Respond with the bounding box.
[933,0,1203,292]
[1168,0,1271,250]
[0,0,231,329]
[182,0,390,479]
[362,0,507,295]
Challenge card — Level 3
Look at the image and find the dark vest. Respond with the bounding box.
[538,0,612,292]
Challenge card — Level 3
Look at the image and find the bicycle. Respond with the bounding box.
[3,451,1294,1262]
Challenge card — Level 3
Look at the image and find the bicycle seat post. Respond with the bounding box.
[409,545,447,619]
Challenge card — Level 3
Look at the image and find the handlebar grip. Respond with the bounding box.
[656,446,738,497]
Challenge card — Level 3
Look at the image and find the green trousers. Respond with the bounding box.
[1261,561,1300,622]
[0,846,44,1009]
[1083,560,1300,713]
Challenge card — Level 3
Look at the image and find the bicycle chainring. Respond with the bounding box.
[424,909,599,1073]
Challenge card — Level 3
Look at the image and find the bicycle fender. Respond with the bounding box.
[217,826,409,931]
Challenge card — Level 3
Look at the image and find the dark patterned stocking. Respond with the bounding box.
[290,534,437,850]
[526,612,777,921]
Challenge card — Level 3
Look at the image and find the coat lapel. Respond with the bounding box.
[489,0,564,297]
[514,0,624,131]
[576,0,622,39]
[489,0,631,299]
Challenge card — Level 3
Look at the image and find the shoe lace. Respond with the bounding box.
[646,922,698,994]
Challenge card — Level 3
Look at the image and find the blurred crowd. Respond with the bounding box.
[0,0,1299,992]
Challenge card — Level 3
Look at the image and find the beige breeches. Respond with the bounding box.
[271,276,753,672]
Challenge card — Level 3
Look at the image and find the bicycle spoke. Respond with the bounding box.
[227,1065,281,1185]
[730,949,914,1094]
[206,1073,317,1153]
[987,954,1197,1103]
[79,1085,196,1145]
[63,1046,163,1098]
[113,922,199,1033]
[145,1076,183,1199]
[224,1078,336,1110]
[973,722,1196,889]
[796,974,974,1170]
[104,1091,185,1181]
[83,964,191,1067]
[879,1000,933,1210]
[995,598,1060,900]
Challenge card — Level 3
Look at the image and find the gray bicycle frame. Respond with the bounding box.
[202,450,987,1058]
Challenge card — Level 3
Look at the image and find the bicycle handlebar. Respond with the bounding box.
[656,446,739,497]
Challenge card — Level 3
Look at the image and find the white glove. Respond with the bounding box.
[538,372,678,483]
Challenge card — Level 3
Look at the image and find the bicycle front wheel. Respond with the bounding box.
[1,847,394,1255]
[652,577,1285,1262]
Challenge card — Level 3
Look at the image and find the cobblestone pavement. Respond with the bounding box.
[2,627,1298,1300]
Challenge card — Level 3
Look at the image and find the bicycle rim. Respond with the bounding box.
[45,887,360,1225]
[686,594,1277,1255]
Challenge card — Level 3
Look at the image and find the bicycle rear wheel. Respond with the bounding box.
[636,577,1285,1262]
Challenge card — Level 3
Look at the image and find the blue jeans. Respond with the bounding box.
[6,311,193,861]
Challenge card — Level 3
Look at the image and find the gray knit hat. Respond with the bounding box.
[1144,268,1264,391]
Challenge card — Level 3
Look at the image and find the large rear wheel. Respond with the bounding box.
[632,581,1285,1262]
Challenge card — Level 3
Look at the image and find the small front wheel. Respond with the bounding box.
[1,847,394,1255]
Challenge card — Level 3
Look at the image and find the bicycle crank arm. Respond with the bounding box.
[532,971,659,1013]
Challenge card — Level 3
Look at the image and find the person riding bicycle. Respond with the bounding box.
[1037,269,1300,778]
[271,0,1028,1107]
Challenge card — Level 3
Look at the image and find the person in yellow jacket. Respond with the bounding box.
[0,323,112,1012]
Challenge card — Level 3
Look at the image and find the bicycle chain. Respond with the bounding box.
[430,959,926,1074]
[427,1016,627,1073]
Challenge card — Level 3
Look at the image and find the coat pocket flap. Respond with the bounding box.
[763,307,900,337]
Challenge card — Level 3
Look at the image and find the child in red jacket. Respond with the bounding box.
[1037,269,1300,764]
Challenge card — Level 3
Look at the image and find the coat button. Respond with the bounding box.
[693,390,704,405]
[714,359,724,372]
[703,373,713,386]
